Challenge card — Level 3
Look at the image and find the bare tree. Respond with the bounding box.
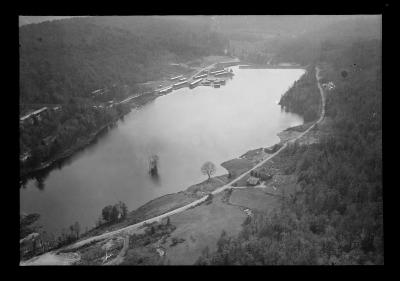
[201,161,216,180]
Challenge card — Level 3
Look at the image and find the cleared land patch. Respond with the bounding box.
[229,188,280,213]
[162,193,247,265]
[221,158,254,179]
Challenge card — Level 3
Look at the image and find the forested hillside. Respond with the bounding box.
[271,15,381,65]
[223,15,381,66]
[19,16,229,177]
[279,66,321,122]
[19,16,228,104]
[197,36,382,265]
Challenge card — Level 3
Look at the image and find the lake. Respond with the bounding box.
[20,66,305,236]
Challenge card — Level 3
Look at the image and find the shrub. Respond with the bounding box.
[205,193,213,205]
[170,237,185,247]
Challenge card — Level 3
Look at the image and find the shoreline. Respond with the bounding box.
[20,56,239,182]
[21,62,310,257]
[73,117,307,242]
[20,119,118,181]
[238,62,305,69]
[71,65,316,243]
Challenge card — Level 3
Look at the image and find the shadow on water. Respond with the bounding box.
[20,124,117,191]
[149,172,161,186]
[34,175,45,191]
[20,164,52,190]
[20,103,149,191]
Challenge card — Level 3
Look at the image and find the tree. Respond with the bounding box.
[201,161,216,180]
[74,221,80,239]
[150,226,155,235]
[109,206,118,222]
[69,225,75,241]
[118,201,128,219]
[102,205,114,223]
[20,213,41,239]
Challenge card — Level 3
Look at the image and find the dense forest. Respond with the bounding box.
[224,15,381,66]
[279,66,321,122]
[20,16,228,176]
[271,15,381,65]
[19,16,228,104]
[20,101,131,176]
[19,16,382,265]
[196,35,382,265]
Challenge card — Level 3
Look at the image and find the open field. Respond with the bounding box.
[229,188,280,212]
[162,193,247,265]
[221,158,255,179]
[185,175,231,196]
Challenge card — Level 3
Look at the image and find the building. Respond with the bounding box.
[189,78,203,89]
[247,176,260,186]
[170,75,183,81]
[159,86,173,94]
[42,135,56,146]
[194,73,207,79]
[214,71,227,77]
[20,152,31,162]
[243,208,253,217]
[173,80,188,89]
[20,107,49,124]
[210,69,225,75]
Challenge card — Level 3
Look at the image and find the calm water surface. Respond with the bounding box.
[20,67,305,235]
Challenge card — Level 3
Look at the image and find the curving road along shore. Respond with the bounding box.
[21,66,325,265]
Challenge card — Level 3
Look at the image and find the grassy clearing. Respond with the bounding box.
[221,158,254,179]
[239,147,269,163]
[229,188,280,213]
[277,130,302,143]
[118,220,177,265]
[285,122,314,132]
[75,237,124,265]
[186,175,230,196]
[163,193,247,265]
[79,192,195,240]
[240,147,264,159]
[127,193,197,224]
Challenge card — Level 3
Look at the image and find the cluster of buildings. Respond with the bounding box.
[322,81,335,91]
[159,67,234,93]
[20,106,61,125]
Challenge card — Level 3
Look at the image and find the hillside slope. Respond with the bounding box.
[19,16,228,104]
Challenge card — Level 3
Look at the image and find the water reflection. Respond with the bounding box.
[34,174,46,190]
[20,125,116,191]
[149,173,161,186]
